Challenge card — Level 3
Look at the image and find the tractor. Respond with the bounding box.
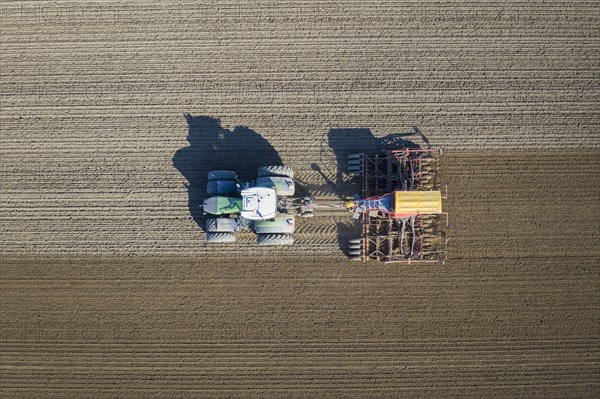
[201,166,314,245]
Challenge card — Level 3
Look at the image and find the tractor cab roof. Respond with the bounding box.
[240,186,277,220]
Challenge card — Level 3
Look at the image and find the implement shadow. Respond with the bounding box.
[322,127,431,254]
[327,127,427,186]
[173,114,282,232]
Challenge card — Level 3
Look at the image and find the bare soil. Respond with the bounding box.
[1,1,599,397]
[2,151,598,398]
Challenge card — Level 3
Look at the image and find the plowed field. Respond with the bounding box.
[1,1,599,398]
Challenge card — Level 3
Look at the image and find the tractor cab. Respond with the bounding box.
[240,186,277,220]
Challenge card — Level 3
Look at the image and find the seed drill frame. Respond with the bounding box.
[347,148,449,264]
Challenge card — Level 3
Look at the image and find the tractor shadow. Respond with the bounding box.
[173,114,282,232]
[321,127,431,255]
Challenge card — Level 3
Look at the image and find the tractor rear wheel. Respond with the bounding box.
[208,170,237,181]
[258,165,294,179]
[206,218,238,233]
[253,215,295,234]
[206,232,236,243]
[257,233,294,246]
[206,180,238,196]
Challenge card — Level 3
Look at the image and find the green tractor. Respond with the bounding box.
[201,166,314,245]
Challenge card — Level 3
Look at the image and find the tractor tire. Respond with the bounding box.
[206,232,236,243]
[258,165,294,179]
[257,233,294,246]
[256,176,295,197]
[206,218,238,233]
[206,180,238,196]
[208,170,237,181]
[254,215,295,234]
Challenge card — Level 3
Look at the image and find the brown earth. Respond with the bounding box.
[1,1,599,398]
[2,151,599,398]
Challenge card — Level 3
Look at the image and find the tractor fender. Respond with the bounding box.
[256,176,295,197]
[253,214,295,234]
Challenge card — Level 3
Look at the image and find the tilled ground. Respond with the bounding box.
[1,1,599,398]
[2,151,598,398]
